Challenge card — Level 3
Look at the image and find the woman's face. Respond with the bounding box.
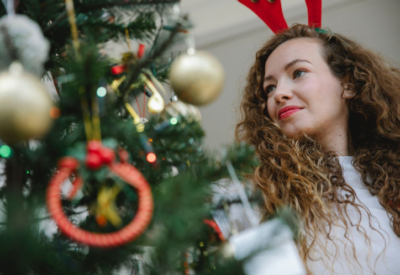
[264,38,350,140]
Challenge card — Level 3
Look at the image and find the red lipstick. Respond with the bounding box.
[278,106,303,120]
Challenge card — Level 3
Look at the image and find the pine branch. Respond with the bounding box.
[0,210,88,225]
[148,11,164,56]
[119,22,180,98]
[213,196,261,210]
[44,0,179,34]
[43,10,67,34]
[81,0,180,9]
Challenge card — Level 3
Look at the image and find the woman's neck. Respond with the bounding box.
[315,122,350,156]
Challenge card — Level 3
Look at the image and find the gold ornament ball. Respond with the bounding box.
[169,51,225,106]
[161,100,201,122]
[0,64,53,143]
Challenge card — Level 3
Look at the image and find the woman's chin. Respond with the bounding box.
[281,127,311,139]
[279,121,305,138]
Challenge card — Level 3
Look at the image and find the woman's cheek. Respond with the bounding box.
[296,80,318,102]
[267,100,276,121]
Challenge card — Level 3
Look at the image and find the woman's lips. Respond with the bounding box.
[278,106,303,120]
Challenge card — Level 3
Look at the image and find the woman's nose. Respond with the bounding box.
[274,84,293,104]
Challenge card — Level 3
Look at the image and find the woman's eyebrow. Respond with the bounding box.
[264,59,312,84]
[284,59,311,70]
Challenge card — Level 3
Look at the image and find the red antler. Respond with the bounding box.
[305,0,322,28]
[238,0,288,34]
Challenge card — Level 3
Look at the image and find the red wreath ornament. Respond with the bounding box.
[46,142,153,248]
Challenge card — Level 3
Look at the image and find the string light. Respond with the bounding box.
[146,153,156,163]
[0,145,12,158]
[49,107,61,119]
[97,87,107,97]
[170,117,178,125]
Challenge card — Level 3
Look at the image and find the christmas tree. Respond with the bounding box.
[0,1,301,274]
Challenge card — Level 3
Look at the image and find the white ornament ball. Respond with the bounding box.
[0,63,53,143]
[169,51,225,106]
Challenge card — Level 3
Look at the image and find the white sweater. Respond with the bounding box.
[308,156,400,275]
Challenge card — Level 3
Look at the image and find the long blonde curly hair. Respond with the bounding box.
[236,24,400,273]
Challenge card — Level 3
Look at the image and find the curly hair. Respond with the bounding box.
[236,24,400,273]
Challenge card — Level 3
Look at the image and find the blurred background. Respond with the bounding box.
[181,0,400,150]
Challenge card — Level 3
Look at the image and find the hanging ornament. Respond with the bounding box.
[169,51,225,106]
[46,142,154,248]
[0,14,50,76]
[204,219,225,242]
[142,74,164,114]
[110,30,165,115]
[212,160,305,275]
[111,42,146,75]
[160,100,201,123]
[137,44,145,58]
[111,51,138,75]
[170,90,178,102]
[224,219,306,275]
[0,62,53,143]
[46,0,153,248]
[95,184,123,227]
[112,72,165,115]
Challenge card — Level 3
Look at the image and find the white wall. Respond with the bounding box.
[197,0,400,150]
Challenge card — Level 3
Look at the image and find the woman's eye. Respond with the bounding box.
[293,70,306,79]
[265,85,276,94]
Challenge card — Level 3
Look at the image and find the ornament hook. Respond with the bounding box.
[2,0,15,16]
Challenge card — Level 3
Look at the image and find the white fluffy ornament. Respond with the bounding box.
[0,63,53,143]
[0,15,50,76]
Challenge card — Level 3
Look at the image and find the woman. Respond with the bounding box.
[236,24,400,274]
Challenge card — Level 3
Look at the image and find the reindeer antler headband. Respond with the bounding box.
[238,0,322,34]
